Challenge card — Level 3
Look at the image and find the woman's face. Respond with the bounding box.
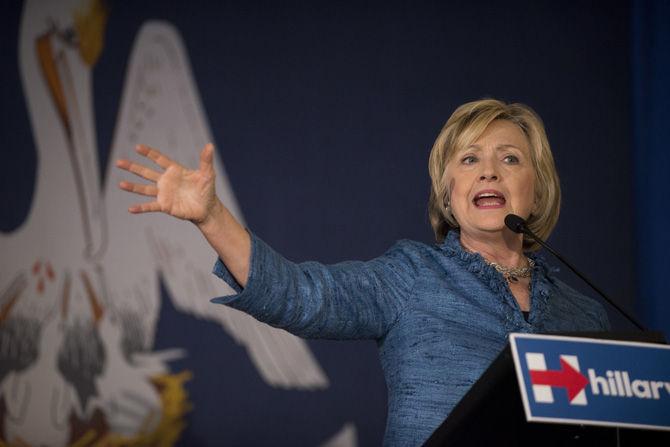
[444,119,535,240]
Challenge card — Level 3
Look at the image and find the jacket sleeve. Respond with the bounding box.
[210,233,418,340]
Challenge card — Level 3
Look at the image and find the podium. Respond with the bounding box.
[424,332,670,447]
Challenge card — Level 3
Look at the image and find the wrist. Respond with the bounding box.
[195,198,226,235]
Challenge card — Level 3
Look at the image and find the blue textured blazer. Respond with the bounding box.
[211,230,609,446]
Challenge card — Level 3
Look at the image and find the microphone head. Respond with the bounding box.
[504,214,527,234]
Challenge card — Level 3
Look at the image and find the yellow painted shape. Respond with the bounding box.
[73,0,109,67]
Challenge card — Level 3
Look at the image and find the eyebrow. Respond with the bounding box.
[464,144,524,151]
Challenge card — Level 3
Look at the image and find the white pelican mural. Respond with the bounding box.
[0,0,351,444]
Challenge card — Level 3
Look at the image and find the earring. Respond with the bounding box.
[444,201,453,219]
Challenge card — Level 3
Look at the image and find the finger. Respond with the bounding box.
[136,144,176,169]
[119,181,158,197]
[116,159,161,182]
[199,143,214,173]
[128,201,162,214]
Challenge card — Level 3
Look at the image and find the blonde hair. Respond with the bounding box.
[427,99,561,251]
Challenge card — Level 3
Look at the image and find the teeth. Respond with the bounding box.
[476,193,499,199]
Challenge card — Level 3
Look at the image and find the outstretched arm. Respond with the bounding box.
[116,144,251,285]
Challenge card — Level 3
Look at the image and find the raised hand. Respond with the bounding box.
[117,143,250,285]
[116,144,219,224]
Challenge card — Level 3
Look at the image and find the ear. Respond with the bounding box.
[445,177,456,206]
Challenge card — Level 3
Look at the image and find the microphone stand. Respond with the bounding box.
[504,214,647,331]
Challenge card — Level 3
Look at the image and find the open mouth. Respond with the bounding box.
[473,190,506,208]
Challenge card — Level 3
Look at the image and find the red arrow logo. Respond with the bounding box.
[529,358,589,402]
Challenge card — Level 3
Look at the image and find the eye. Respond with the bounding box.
[461,155,478,165]
[59,26,79,47]
[503,154,520,164]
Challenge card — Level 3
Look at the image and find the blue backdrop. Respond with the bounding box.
[632,0,670,340]
[1,0,667,445]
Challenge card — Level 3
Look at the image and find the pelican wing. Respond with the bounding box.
[103,22,328,389]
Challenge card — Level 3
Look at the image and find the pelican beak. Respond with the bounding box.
[80,270,104,324]
[36,32,71,136]
[0,273,28,323]
[61,272,71,320]
[34,1,110,260]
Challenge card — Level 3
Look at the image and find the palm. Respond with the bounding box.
[116,144,217,222]
[157,165,212,222]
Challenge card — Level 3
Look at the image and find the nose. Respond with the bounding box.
[478,158,499,181]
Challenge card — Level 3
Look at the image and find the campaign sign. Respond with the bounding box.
[510,333,670,431]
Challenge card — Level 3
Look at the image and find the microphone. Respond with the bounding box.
[504,214,527,235]
[504,214,646,331]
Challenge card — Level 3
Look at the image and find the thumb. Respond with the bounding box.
[199,143,215,173]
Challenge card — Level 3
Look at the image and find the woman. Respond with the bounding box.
[117,99,609,445]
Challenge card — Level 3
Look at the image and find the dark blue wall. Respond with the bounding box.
[632,0,670,338]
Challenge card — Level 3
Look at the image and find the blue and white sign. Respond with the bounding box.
[510,333,670,431]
